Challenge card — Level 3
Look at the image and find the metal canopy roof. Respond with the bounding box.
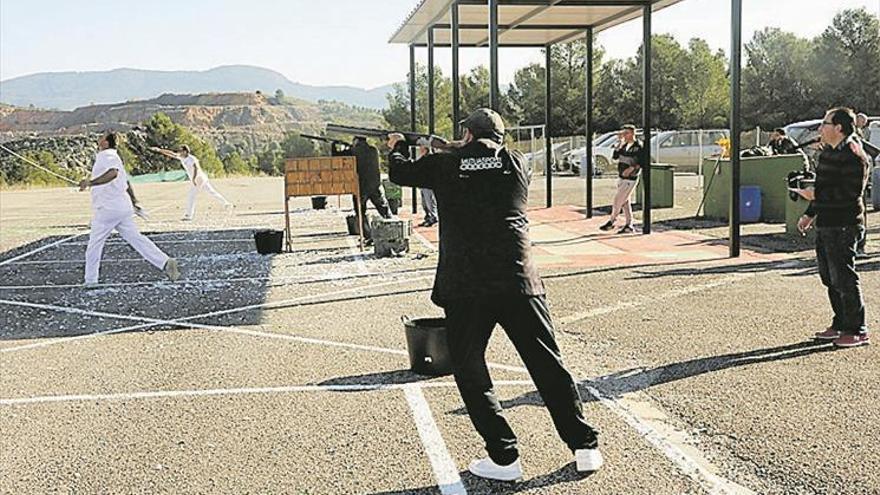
[390,0,685,47]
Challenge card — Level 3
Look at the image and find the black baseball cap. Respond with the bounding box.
[460,108,505,142]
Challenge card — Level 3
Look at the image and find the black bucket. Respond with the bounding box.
[254,229,283,254]
[311,196,327,210]
[403,317,453,376]
[347,214,372,237]
[346,215,360,235]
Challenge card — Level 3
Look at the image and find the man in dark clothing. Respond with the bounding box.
[768,128,802,156]
[351,136,391,239]
[387,108,602,482]
[599,125,643,234]
[797,107,870,348]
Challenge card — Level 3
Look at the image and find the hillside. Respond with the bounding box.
[0,92,387,185]
[0,65,395,110]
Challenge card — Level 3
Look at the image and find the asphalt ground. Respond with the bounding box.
[1,175,878,494]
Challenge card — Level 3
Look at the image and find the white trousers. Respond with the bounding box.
[609,177,639,226]
[185,180,230,219]
[85,209,169,284]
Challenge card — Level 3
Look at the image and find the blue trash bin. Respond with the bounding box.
[740,186,762,223]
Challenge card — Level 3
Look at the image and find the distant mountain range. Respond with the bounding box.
[0,65,396,111]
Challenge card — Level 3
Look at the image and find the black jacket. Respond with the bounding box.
[805,135,870,227]
[388,138,544,306]
[769,136,801,156]
[612,140,643,179]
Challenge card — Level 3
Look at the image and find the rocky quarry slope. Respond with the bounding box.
[0,93,386,171]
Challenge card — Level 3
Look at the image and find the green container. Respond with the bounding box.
[635,164,675,209]
[129,170,188,184]
[700,155,807,222]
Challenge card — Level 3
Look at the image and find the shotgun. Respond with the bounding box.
[325,123,451,150]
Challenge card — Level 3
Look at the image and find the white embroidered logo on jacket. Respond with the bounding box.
[460,156,504,171]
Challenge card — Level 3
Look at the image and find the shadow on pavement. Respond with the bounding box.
[316,369,426,387]
[449,340,835,416]
[367,464,595,495]
[625,257,811,279]
[592,340,835,398]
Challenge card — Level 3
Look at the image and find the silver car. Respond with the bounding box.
[566,129,728,175]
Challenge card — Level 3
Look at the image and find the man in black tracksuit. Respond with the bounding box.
[351,137,391,239]
[387,108,601,482]
[768,128,802,156]
[797,107,870,348]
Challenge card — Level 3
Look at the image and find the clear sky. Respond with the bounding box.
[1,0,878,89]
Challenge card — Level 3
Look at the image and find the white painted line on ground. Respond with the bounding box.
[0,267,437,291]
[63,238,255,246]
[0,380,535,406]
[0,296,529,375]
[0,274,436,353]
[1,253,265,266]
[585,385,755,495]
[147,228,273,239]
[403,384,468,495]
[0,232,88,267]
[412,229,438,252]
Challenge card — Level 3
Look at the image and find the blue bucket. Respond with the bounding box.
[740,186,762,223]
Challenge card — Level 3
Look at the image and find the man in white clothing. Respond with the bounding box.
[150,144,233,220]
[80,133,180,287]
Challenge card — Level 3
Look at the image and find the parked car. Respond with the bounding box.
[653,129,728,171]
[565,129,728,175]
[561,131,617,176]
[784,116,880,167]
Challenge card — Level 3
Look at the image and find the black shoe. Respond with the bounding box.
[618,225,634,234]
[599,221,614,231]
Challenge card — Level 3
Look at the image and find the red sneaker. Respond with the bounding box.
[833,334,870,348]
[814,327,840,340]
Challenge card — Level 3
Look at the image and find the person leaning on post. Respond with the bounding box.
[599,124,642,234]
[386,108,602,482]
[796,107,871,348]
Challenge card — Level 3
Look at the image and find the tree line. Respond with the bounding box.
[384,7,879,137]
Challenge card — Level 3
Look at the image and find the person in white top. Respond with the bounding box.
[79,132,180,287]
[150,145,233,220]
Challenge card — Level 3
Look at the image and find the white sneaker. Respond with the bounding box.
[575,448,604,472]
[163,258,180,282]
[467,457,522,482]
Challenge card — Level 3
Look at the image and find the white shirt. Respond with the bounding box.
[180,154,207,185]
[90,149,132,213]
